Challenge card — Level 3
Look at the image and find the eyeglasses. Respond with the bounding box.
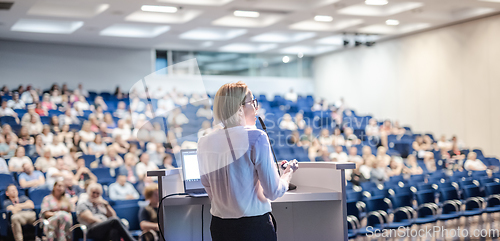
[242,98,258,109]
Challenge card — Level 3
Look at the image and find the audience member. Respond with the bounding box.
[109,174,140,200]
[347,147,363,163]
[74,157,98,188]
[139,184,160,241]
[350,162,367,186]
[112,120,132,141]
[279,114,298,131]
[294,113,307,130]
[76,183,137,241]
[284,88,298,102]
[331,128,345,146]
[386,158,404,177]
[18,163,46,189]
[464,152,487,171]
[365,118,380,138]
[344,127,361,147]
[0,156,8,174]
[160,154,175,170]
[41,125,54,145]
[88,134,107,157]
[405,155,423,175]
[299,127,314,147]
[102,146,124,169]
[34,147,57,172]
[329,145,348,163]
[196,104,212,119]
[0,100,17,117]
[46,159,73,188]
[360,155,375,179]
[47,136,69,157]
[63,174,84,204]
[2,134,17,159]
[9,146,32,172]
[317,129,332,146]
[136,153,159,181]
[79,121,96,143]
[40,181,74,241]
[7,92,25,110]
[4,184,36,241]
[27,114,43,135]
[370,159,388,185]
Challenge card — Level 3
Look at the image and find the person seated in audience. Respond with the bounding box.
[41,181,74,241]
[347,146,363,163]
[74,95,90,112]
[437,135,452,151]
[9,146,32,172]
[17,126,34,146]
[41,125,54,145]
[95,96,109,111]
[331,128,345,147]
[293,113,307,130]
[67,131,87,154]
[112,120,132,141]
[4,184,36,241]
[160,154,175,170]
[361,145,374,160]
[27,113,43,135]
[0,100,17,117]
[18,163,46,189]
[103,113,116,130]
[412,135,430,159]
[50,89,63,106]
[136,153,159,181]
[146,142,164,166]
[196,104,212,119]
[424,152,437,173]
[7,92,25,110]
[21,104,40,125]
[49,116,61,133]
[118,153,139,184]
[46,159,73,188]
[279,114,298,131]
[79,121,96,143]
[128,143,142,161]
[284,88,298,102]
[1,134,17,159]
[98,122,113,142]
[3,124,19,142]
[370,159,389,185]
[150,123,167,143]
[109,135,129,155]
[41,93,56,111]
[365,118,380,139]
[88,134,107,157]
[386,157,404,177]
[113,101,130,119]
[307,139,322,162]
[0,155,8,174]
[35,102,48,116]
[311,99,327,111]
[109,174,140,200]
[330,145,348,163]
[350,162,367,186]
[343,127,360,147]
[404,154,423,175]
[139,184,160,241]
[299,127,314,147]
[374,147,390,167]
[59,108,80,127]
[360,155,375,180]
[63,173,84,205]
[76,183,137,241]
[47,135,69,157]
[61,146,79,171]
[101,146,124,169]
[317,129,332,146]
[35,147,57,172]
[464,152,487,171]
[74,157,97,188]
[20,86,34,104]
[167,108,189,127]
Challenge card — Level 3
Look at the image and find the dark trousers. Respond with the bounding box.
[87,218,136,241]
[210,213,277,241]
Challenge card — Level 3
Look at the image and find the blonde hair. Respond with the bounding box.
[213,81,248,128]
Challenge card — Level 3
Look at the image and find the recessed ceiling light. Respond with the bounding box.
[314,15,333,22]
[365,0,388,6]
[233,10,260,18]
[298,52,304,58]
[386,19,399,25]
[141,5,178,13]
[282,56,290,63]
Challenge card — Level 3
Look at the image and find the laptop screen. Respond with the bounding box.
[180,149,205,191]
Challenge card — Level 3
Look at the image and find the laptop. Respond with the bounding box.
[180,149,208,197]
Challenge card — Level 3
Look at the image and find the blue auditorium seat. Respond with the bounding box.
[28,188,51,209]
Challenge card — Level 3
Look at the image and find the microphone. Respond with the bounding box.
[258,117,297,191]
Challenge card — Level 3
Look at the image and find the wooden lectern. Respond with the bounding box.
[148,162,355,241]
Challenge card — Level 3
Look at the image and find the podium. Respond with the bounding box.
[148,162,355,241]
